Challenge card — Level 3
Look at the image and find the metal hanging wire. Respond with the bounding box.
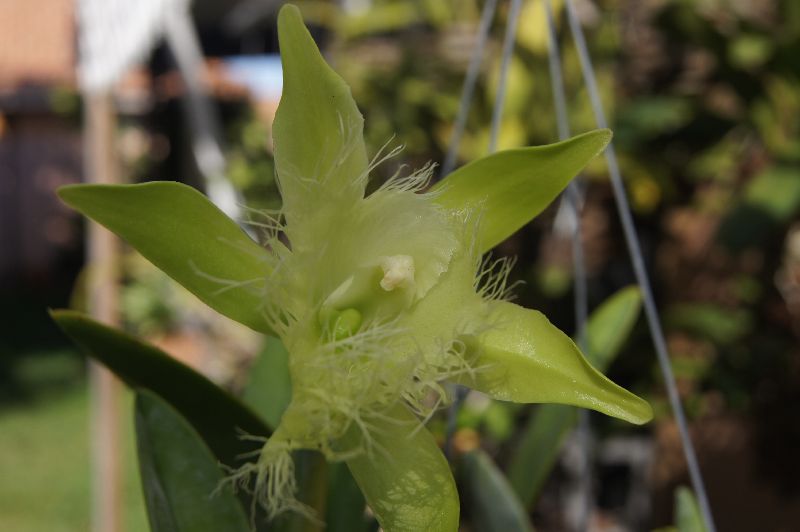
[560,0,717,530]
[445,0,524,459]
[443,1,718,530]
[442,0,499,176]
[542,0,592,528]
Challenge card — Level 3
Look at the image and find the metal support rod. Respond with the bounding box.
[442,0,499,177]
[562,1,716,530]
[84,91,123,532]
[488,0,523,154]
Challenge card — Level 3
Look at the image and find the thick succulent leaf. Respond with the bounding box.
[455,301,652,425]
[341,404,459,532]
[243,336,293,430]
[274,5,369,218]
[460,450,533,532]
[58,182,273,334]
[135,390,250,532]
[51,310,270,467]
[432,129,612,252]
[509,287,644,507]
[675,486,707,532]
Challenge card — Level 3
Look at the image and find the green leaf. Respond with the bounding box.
[243,336,293,430]
[507,287,643,507]
[134,390,250,532]
[50,310,270,468]
[274,5,369,220]
[432,129,612,252]
[456,301,652,425]
[584,285,643,368]
[340,404,459,532]
[270,451,329,532]
[507,404,577,508]
[675,486,707,532]
[57,182,273,334]
[325,463,374,532]
[460,450,533,532]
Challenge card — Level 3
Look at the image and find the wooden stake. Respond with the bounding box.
[83,90,123,532]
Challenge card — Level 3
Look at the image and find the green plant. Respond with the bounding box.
[52,5,651,531]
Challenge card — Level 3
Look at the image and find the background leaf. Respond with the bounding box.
[243,336,293,430]
[675,486,708,532]
[325,462,374,532]
[460,450,533,532]
[135,390,250,532]
[58,182,273,334]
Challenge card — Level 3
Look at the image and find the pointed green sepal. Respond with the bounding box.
[274,4,369,224]
[57,182,273,334]
[455,301,652,425]
[432,129,612,252]
[340,404,459,532]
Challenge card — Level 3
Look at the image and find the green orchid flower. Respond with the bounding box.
[57,5,651,531]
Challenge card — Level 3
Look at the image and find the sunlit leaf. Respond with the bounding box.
[455,301,651,425]
[460,450,533,532]
[58,182,273,334]
[340,404,459,532]
[433,129,611,252]
[135,390,250,532]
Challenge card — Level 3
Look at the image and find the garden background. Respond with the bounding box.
[1,0,799,530]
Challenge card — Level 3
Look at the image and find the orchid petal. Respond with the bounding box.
[58,182,273,334]
[432,130,611,252]
[455,301,652,425]
[274,5,369,232]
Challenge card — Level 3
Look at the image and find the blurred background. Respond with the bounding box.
[1,0,799,530]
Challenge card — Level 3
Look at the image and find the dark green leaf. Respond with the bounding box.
[325,463,374,532]
[51,310,270,468]
[135,390,250,532]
